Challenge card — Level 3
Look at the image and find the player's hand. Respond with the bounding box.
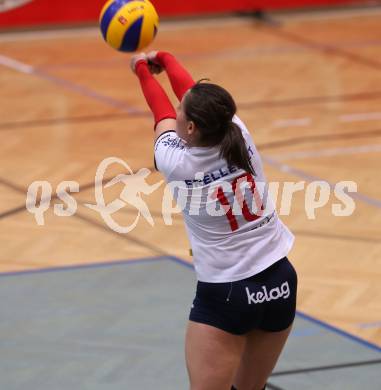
[147,51,164,74]
[130,53,147,74]
[147,51,159,63]
[148,61,163,75]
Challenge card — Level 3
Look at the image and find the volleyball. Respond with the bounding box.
[100,0,159,52]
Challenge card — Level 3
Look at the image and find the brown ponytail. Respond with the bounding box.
[184,82,254,175]
[220,121,254,175]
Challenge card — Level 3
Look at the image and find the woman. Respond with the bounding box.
[130,51,297,390]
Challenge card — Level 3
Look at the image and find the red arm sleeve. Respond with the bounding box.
[135,60,176,128]
[155,52,195,101]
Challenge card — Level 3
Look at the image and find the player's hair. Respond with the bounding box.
[184,82,254,175]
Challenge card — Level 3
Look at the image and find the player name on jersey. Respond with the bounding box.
[184,165,239,186]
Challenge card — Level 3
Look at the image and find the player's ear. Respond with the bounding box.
[187,120,195,135]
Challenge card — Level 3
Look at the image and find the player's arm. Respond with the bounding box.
[131,54,177,141]
[147,51,195,101]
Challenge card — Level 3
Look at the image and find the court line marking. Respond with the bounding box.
[0,53,148,115]
[273,117,311,128]
[0,27,100,42]
[358,321,381,329]
[0,177,31,220]
[3,55,379,213]
[0,253,380,354]
[0,165,156,220]
[74,200,381,245]
[295,311,381,354]
[239,91,381,110]
[275,5,381,22]
[291,230,381,244]
[0,54,33,73]
[0,256,167,277]
[257,129,381,151]
[340,112,381,122]
[3,52,381,131]
[35,69,146,115]
[0,204,26,220]
[266,382,284,390]
[0,16,255,42]
[261,24,381,71]
[0,6,380,43]
[273,144,381,161]
[0,18,380,74]
[36,39,381,71]
[271,359,381,376]
[0,171,169,273]
[0,176,27,193]
[0,174,380,247]
[272,112,381,129]
[75,198,184,226]
[0,112,131,131]
[263,156,381,209]
[1,157,380,248]
[73,209,169,257]
[1,151,380,263]
[0,92,381,135]
[75,202,381,244]
[74,197,381,245]
[0,254,285,389]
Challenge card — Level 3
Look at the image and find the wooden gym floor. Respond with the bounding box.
[0,4,380,364]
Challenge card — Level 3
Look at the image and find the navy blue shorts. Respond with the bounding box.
[189,257,297,335]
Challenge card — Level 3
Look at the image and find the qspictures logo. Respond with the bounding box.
[25,157,358,233]
[25,157,163,234]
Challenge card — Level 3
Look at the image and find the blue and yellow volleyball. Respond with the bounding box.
[100,0,159,52]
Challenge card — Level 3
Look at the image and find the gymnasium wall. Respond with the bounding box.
[0,0,374,29]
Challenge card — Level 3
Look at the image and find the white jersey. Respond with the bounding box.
[154,115,294,283]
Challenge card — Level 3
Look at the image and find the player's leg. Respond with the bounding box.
[185,321,245,390]
[232,325,292,390]
[233,258,297,389]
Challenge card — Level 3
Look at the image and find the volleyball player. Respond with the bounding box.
[130,51,297,390]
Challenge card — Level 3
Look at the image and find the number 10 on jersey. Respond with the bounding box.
[214,173,264,232]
